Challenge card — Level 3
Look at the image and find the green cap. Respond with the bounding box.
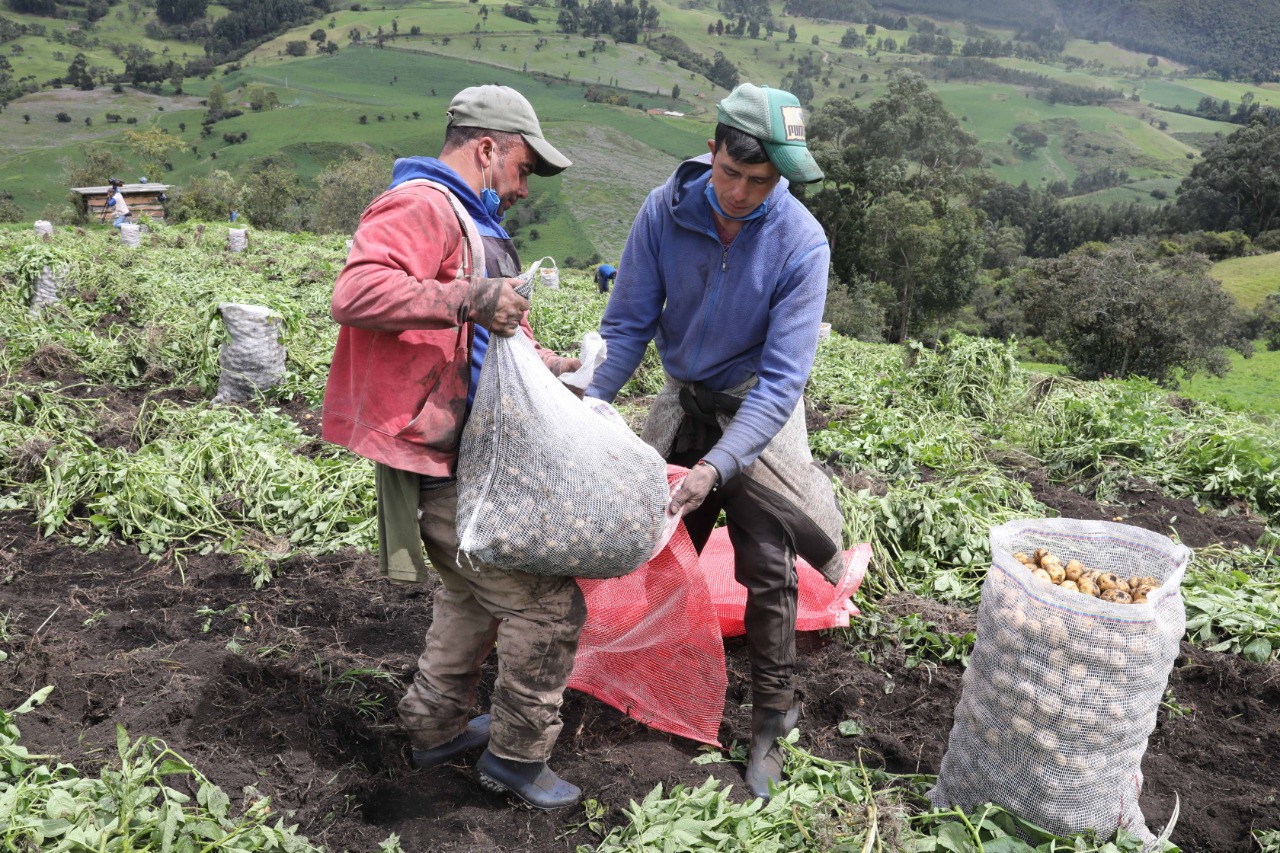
[716,83,823,184]
[446,85,572,177]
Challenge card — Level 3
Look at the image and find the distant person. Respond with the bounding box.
[584,83,842,802]
[321,85,587,810]
[594,263,617,294]
[229,208,239,223]
[105,186,130,228]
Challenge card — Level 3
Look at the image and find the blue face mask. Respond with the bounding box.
[704,180,768,222]
[481,164,505,223]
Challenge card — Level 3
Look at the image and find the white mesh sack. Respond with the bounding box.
[29,266,63,315]
[228,228,249,253]
[211,303,286,404]
[929,518,1188,847]
[457,263,669,579]
[120,223,142,247]
[34,220,53,239]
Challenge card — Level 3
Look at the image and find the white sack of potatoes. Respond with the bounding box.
[212,303,286,404]
[457,262,668,579]
[929,518,1189,849]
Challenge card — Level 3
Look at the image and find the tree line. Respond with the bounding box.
[801,70,1280,383]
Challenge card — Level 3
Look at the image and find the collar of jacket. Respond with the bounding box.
[388,156,509,239]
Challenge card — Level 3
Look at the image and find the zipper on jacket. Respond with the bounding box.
[689,231,738,375]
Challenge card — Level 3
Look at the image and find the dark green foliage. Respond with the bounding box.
[155,0,208,24]
[877,0,1280,77]
[1025,242,1246,383]
[207,0,324,59]
[978,182,1167,258]
[805,72,989,341]
[63,52,92,90]
[6,0,57,13]
[782,0,871,24]
[285,39,308,56]
[1174,119,1280,237]
[502,4,536,24]
[708,50,739,89]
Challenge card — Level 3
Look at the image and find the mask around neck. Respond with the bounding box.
[704,179,768,223]
[481,163,505,223]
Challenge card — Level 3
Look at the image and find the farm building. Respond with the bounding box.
[71,182,170,223]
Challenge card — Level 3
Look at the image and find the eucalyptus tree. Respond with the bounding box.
[804,70,991,341]
[1174,116,1280,238]
[1025,242,1246,383]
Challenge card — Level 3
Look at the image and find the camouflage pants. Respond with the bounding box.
[398,481,588,763]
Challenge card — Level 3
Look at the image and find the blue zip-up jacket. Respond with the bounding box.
[388,156,510,410]
[585,153,830,483]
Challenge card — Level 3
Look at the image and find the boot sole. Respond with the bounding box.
[475,769,579,811]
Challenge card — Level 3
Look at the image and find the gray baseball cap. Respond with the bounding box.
[446,85,572,177]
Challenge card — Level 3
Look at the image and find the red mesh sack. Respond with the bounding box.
[569,467,727,746]
[698,527,870,637]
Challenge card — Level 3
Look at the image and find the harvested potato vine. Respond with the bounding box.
[1015,547,1157,605]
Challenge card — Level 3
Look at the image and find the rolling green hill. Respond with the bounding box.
[0,0,1269,260]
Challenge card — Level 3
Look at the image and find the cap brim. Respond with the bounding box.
[764,142,823,184]
[524,133,572,177]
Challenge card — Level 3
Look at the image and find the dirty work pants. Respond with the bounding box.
[669,448,799,714]
[397,482,588,763]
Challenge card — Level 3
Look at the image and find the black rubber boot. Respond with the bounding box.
[744,703,800,801]
[475,748,581,810]
[411,715,491,770]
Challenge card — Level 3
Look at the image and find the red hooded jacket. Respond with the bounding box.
[321,180,564,476]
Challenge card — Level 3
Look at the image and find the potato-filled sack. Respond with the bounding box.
[457,259,670,579]
[929,518,1189,847]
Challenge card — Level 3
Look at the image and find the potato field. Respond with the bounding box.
[1,224,1278,853]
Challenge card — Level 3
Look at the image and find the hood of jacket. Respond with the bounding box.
[389,156,509,239]
[665,152,793,235]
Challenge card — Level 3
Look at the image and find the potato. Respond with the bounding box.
[1046,563,1066,584]
[1097,572,1124,591]
[1128,575,1159,591]
[1032,568,1053,584]
[1012,551,1031,564]
[1032,547,1051,564]
[1033,729,1059,753]
[1037,692,1063,717]
[1059,580,1080,593]
[1078,579,1101,597]
[1012,715,1034,736]
[1100,587,1132,604]
[1064,559,1086,581]
[1041,554,1063,571]
[1044,616,1069,646]
[1130,591,1148,604]
[1068,663,1087,680]
[1079,569,1100,585]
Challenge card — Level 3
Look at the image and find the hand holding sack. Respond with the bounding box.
[457,260,670,579]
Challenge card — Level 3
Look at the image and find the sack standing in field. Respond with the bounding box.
[457,259,670,579]
[930,519,1189,847]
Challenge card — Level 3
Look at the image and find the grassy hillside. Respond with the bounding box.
[0,0,1268,255]
[1211,252,1280,309]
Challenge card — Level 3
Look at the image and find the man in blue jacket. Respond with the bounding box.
[585,83,845,801]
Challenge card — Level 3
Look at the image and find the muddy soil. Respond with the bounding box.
[2,502,1278,853]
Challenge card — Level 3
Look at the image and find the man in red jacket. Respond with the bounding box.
[322,85,585,810]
